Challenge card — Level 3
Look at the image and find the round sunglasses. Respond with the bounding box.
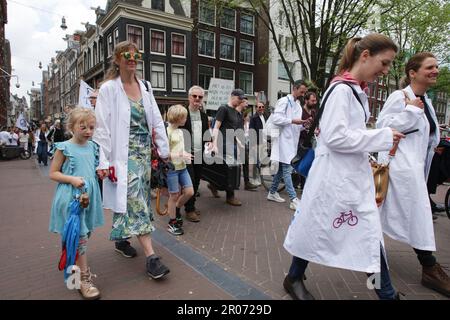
[120,51,142,60]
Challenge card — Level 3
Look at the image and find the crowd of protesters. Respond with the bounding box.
[6,36,446,300]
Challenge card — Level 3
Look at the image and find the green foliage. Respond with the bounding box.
[378,0,450,88]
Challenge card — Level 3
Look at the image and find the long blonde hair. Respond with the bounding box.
[338,33,398,74]
[103,41,140,83]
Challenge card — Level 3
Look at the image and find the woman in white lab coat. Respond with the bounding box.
[283,34,405,300]
[377,52,450,297]
[94,41,171,279]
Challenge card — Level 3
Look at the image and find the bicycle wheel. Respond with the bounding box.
[259,161,285,192]
[445,186,450,220]
[20,150,31,159]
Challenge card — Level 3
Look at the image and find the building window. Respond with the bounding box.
[199,1,216,26]
[114,28,119,47]
[93,42,98,65]
[219,68,234,81]
[151,63,166,89]
[378,89,382,100]
[151,0,165,11]
[220,35,235,61]
[107,34,113,57]
[198,65,214,90]
[172,65,185,91]
[240,13,254,35]
[151,30,165,54]
[171,33,185,57]
[136,61,144,80]
[278,60,293,81]
[220,7,236,30]
[99,38,103,62]
[285,37,291,53]
[127,25,144,51]
[239,71,253,94]
[240,40,254,64]
[198,30,215,57]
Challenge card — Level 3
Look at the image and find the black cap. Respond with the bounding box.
[231,88,246,100]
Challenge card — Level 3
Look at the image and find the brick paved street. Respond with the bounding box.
[1,158,449,300]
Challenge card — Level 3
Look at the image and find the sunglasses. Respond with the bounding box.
[257,106,265,109]
[191,94,204,99]
[120,51,142,60]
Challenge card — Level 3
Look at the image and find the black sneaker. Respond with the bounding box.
[167,220,184,236]
[115,240,137,258]
[176,217,183,228]
[146,255,170,279]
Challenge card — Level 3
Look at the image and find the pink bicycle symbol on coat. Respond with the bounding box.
[333,210,358,229]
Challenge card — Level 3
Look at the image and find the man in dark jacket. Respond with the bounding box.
[249,101,269,182]
[179,85,210,222]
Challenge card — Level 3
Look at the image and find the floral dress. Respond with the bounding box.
[110,99,155,240]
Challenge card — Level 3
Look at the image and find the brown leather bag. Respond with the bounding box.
[155,188,168,216]
[371,141,399,207]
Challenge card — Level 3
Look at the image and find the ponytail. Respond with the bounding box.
[338,33,398,75]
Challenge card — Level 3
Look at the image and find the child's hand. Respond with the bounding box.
[96,169,109,180]
[71,177,85,188]
[182,151,194,163]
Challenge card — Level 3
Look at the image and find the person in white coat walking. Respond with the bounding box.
[377,52,450,297]
[267,80,310,210]
[93,41,171,279]
[283,33,406,300]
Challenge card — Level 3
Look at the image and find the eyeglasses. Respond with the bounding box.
[120,51,142,60]
[191,94,204,99]
[257,106,265,109]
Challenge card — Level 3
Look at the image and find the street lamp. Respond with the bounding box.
[0,67,20,88]
[60,16,67,30]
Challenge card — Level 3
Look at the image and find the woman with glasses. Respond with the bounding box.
[93,41,171,279]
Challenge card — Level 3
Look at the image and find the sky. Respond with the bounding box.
[6,0,107,105]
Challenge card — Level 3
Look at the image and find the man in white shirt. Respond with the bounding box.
[267,80,310,210]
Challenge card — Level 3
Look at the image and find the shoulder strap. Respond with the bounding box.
[141,79,149,92]
[302,82,343,147]
[344,83,367,122]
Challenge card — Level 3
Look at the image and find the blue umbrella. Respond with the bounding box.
[58,183,87,281]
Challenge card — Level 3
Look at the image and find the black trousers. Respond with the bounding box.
[413,248,436,267]
[185,163,203,213]
[242,143,250,183]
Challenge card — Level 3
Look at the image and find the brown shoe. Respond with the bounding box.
[244,182,258,191]
[78,268,101,300]
[422,263,450,297]
[195,209,201,216]
[226,197,242,206]
[207,183,220,198]
[186,211,200,222]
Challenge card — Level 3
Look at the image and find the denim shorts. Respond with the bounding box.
[167,168,193,193]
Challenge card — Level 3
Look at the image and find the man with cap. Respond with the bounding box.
[209,89,246,206]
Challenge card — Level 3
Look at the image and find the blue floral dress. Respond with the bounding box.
[49,140,104,236]
[110,99,155,241]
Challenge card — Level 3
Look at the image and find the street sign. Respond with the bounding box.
[205,78,234,111]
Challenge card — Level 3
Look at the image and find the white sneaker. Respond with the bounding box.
[289,197,300,210]
[267,192,286,203]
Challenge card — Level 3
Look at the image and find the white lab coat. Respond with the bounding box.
[376,85,439,251]
[284,83,394,273]
[270,94,304,164]
[93,77,169,213]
